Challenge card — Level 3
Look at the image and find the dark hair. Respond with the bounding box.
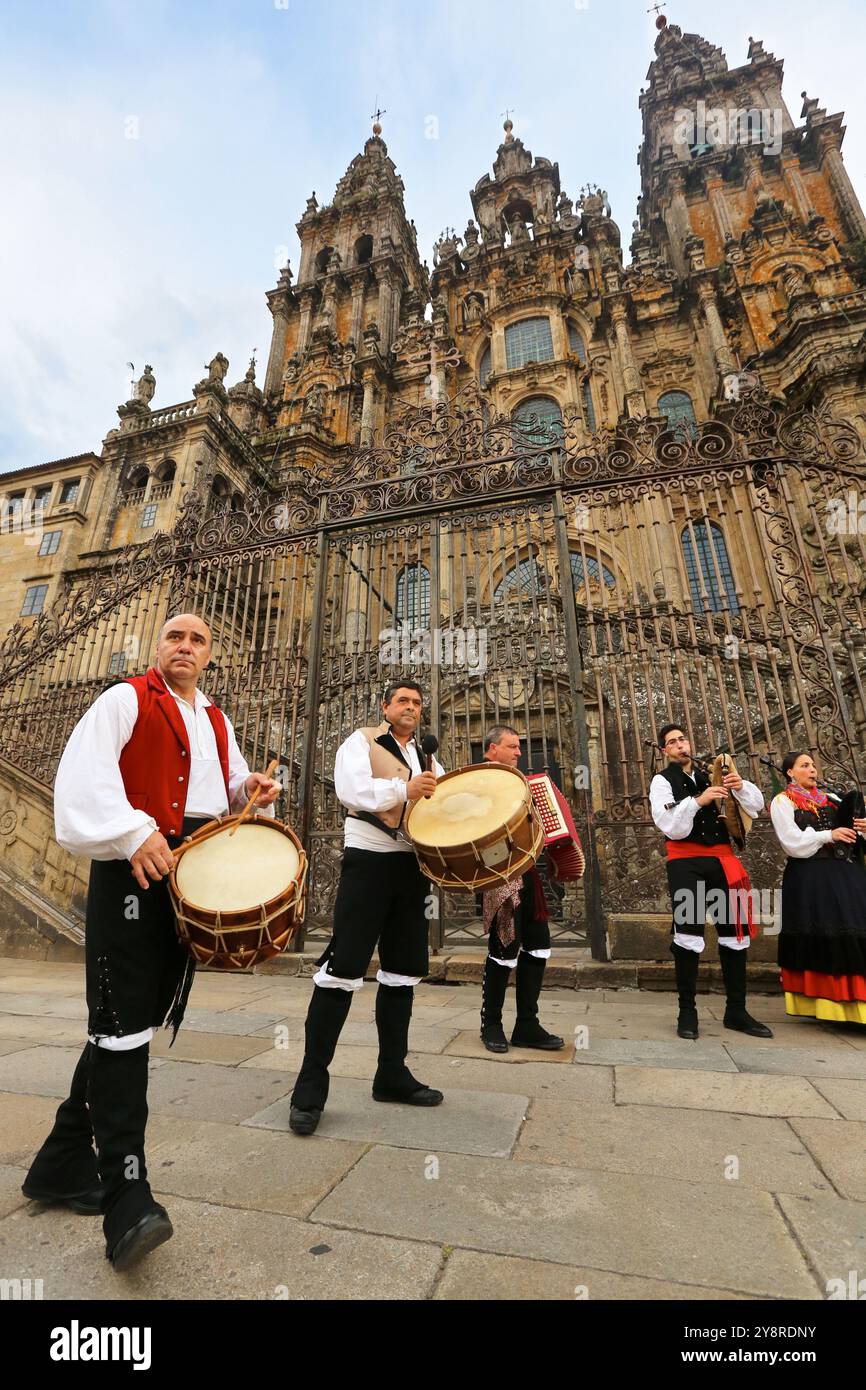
[658,722,686,749]
[484,724,519,752]
[382,679,424,706]
[781,750,808,783]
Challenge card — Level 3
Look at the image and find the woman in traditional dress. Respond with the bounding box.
[770,751,866,1024]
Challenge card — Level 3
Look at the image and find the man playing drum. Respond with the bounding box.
[480,726,580,1052]
[22,613,280,1271]
[289,679,446,1136]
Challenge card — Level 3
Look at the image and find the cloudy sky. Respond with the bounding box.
[2,0,865,473]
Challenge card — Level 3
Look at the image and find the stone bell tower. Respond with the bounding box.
[638,17,866,412]
[261,116,428,462]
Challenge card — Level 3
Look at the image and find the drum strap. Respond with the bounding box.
[346,808,406,840]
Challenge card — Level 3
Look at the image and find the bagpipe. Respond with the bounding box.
[645,740,752,850]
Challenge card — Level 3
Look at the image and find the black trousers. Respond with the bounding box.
[85,816,208,1040]
[666,854,747,940]
[488,873,551,960]
[317,848,430,980]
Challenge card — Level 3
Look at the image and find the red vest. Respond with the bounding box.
[118,666,230,838]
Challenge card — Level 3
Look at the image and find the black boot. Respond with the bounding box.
[290,985,354,1133]
[510,953,564,1049]
[22,1042,104,1215]
[719,945,773,1038]
[88,1041,173,1271]
[480,957,510,1053]
[372,984,443,1106]
[672,943,700,1040]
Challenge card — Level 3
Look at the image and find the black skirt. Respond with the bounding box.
[778,857,866,977]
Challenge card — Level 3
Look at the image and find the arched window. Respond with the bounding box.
[155,459,176,483]
[494,557,546,603]
[314,246,334,275]
[570,553,616,591]
[211,475,230,499]
[396,563,430,627]
[681,520,738,613]
[659,390,697,441]
[127,467,149,492]
[567,323,587,365]
[479,343,491,388]
[353,234,373,265]
[505,317,554,370]
[581,379,597,431]
[512,396,563,447]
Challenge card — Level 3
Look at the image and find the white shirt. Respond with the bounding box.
[335,728,445,854]
[54,675,268,862]
[770,792,834,858]
[649,768,764,839]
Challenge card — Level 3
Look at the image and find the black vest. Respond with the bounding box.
[659,762,730,847]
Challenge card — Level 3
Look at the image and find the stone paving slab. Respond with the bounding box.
[0,1040,36,1059]
[788,1119,866,1202]
[145,1114,368,1218]
[776,1192,866,1293]
[809,1078,866,1121]
[0,994,88,1020]
[0,1190,443,1300]
[146,1061,292,1124]
[0,1092,64,1165]
[575,1013,729,1043]
[726,1043,866,1081]
[245,1077,528,1158]
[434,1249,752,1301]
[0,1163,29,1220]
[310,1146,819,1298]
[614,1066,838,1119]
[829,1027,866,1051]
[443,1032,576,1063]
[572,1037,738,1071]
[150,1030,274,1066]
[0,1015,87,1045]
[516,1099,833,1198]
[181,1007,294,1036]
[0,1046,160,1100]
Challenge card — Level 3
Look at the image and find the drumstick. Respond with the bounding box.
[229,758,279,836]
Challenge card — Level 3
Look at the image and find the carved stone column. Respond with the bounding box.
[696,279,736,376]
[376,270,398,354]
[821,140,866,241]
[264,291,291,397]
[297,288,316,354]
[705,176,734,244]
[780,155,812,225]
[359,371,377,446]
[347,270,368,347]
[609,298,646,418]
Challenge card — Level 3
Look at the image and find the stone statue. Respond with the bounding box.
[508,210,529,244]
[283,356,301,385]
[303,382,327,422]
[462,219,481,260]
[205,353,229,384]
[135,365,156,404]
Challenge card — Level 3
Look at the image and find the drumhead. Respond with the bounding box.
[408,765,526,847]
[176,823,300,912]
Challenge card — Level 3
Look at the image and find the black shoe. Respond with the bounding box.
[724,1011,773,1039]
[677,1010,699,1041]
[21,1182,105,1216]
[289,1105,322,1136]
[372,1084,444,1106]
[480,1023,509,1054]
[510,1023,565,1050]
[107,1206,173,1272]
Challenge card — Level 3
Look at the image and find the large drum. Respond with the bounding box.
[407,763,544,892]
[168,814,307,970]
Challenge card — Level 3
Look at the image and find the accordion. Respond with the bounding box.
[526,772,586,881]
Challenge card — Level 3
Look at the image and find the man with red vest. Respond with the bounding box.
[22,613,280,1271]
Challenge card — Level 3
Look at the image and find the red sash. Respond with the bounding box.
[665,840,755,940]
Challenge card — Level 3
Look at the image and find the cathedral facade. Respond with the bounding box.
[1,20,865,959]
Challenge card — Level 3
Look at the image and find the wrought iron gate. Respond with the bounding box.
[1,386,864,955]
